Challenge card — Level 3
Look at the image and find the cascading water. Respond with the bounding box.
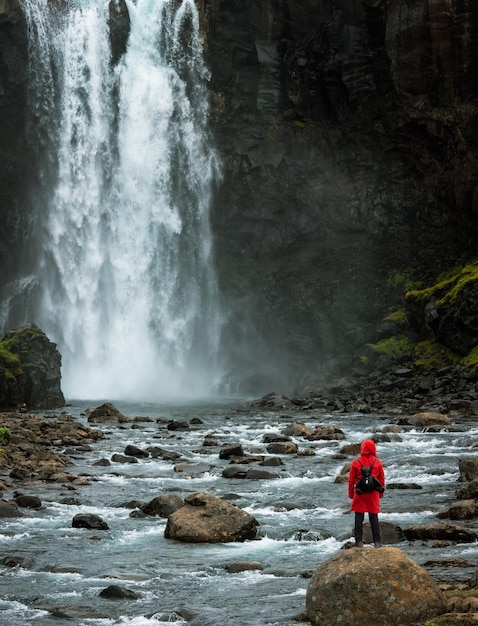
[19,0,222,400]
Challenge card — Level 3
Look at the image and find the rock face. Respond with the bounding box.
[406,262,478,356]
[204,0,478,392]
[306,546,446,625]
[0,0,29,298]
[164,492,259,543]
[0,324,64,409]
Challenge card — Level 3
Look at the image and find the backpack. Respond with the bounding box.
[355,459,383,494]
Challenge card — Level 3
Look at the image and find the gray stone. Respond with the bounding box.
[164,492,259,543]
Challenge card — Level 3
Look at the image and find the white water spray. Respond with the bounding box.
[21,0,222,400]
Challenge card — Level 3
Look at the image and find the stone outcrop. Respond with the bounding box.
[0,324,64,409]
[305,546,446,625]
[164,492,259,543]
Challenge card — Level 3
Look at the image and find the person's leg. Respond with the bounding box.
[354,512,364,546]
[368,512,381,547]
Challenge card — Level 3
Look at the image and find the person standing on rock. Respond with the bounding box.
[348,439,385,548]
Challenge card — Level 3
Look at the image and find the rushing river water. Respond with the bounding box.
[1,400,477,625]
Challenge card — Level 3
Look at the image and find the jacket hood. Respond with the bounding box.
[360,439,377,456]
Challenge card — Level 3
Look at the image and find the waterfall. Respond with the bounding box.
[19,0,222,400]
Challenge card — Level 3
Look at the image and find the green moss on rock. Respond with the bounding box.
[413,340,460,370]
[0,344,23,381]
[367,334,411,358]
[0,324,64,409]
[462,346,478,374]
[406,261,478,309]
[384,308,408,326]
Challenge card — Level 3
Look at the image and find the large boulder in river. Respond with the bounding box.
[0,325,64,409]
[87,402,130,423]
[437,499,478,520]
[164,492,259,543]
[307,425,345,441]
[0,499,23,518]
[306,547,446,625]
[403,521,478,543]
[405,412,451,427]
[458,457,478,482]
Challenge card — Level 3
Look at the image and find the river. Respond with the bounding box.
[1,399,477,625]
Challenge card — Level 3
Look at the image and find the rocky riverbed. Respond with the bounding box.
[0,391,477,625]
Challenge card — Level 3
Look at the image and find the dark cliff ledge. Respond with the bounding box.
[0,325,65,410]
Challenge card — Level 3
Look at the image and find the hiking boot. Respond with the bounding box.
[374,542,383,548]
[354,541,364,547]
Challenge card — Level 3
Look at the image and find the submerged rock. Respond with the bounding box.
[225,561,264,573]
[72,513,109,531]
[99,585,140,600]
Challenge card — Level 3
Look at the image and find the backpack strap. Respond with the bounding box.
[358,458,376,470]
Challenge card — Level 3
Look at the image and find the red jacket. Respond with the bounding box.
[348,439,385,514]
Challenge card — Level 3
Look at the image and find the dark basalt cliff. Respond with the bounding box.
[0,0,477,394]
[203,0,478,390]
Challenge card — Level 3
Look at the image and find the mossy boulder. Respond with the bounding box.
[406,262,478,357]
[0,325,64,409]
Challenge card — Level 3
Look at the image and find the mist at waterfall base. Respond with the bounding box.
[12,0,227,401]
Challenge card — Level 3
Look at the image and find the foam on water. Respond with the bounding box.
[1,404,477,625]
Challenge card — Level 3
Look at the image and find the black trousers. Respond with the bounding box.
[354,512,381,543]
